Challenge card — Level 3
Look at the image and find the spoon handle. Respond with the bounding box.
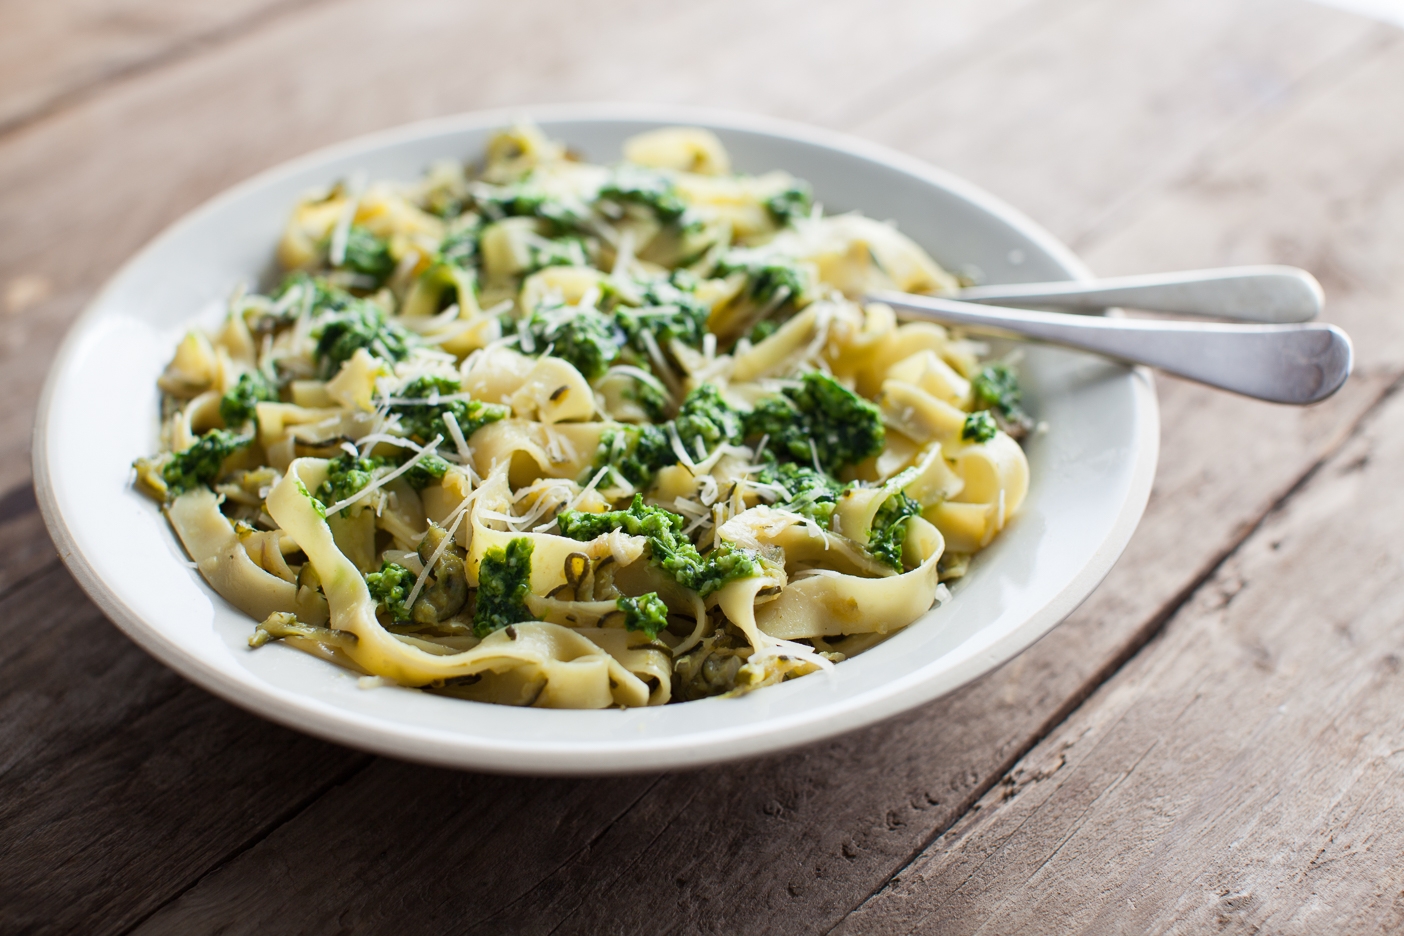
[870,291,1352,405]
[955,265,1323,323]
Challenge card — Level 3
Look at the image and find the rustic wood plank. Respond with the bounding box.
[0,0,1058,928]
[850,0,1385,248]
[832,352,1404,936]
[1075,28,1404,378]
[117,375,1392,936]
[0,482,57,597]
[0,0,311,135]
[1,0,1396,932]
[825,31,1404,936]
[0,0,1041,498]
[0,562,372,936]
[120,5,1404,932]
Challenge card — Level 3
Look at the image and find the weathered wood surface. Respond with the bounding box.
[837,338,1404,936]
[0,0,308,135]
[2,0,1402,933]
[0,565,371,935]
[839,32,1404,933]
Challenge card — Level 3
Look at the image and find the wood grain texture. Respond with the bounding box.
[0,562,371,936]
[0,0,1038,498]
[834,360,1404,936]
[1080,26,1404,374]
[2,0,1401,932]
[121,25,1404,916]
[119,377,1391,936]
[851,0,1384,248]
[0,482,56,597]
[838,28,1404,936]
[0,0,311,135]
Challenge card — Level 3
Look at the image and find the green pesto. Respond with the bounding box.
[473,537,537,637]
[557,495,760,597]
[674,383,745,453]
[962,410,998,443]
[590,384,743,488]
[746,318,780,344]
[438,223,481,269]
[317,454,390,506]
[339,226,396,283]
[971,363,1027,423]
[617,592,669,639]
[742,371,884,474]
[525,236,589,275]
[598,167,688,221]
[868,491,921,571]
[594,423,673,487]
[315,450,449,509]
[756,459,848,528]
[218,371,277,429]
[612,273,711,350]
[765,182,813,225]
[277,271,345,313]
[621,372,669,421]
[401,453,451,490]
[597,166,689,223]
[312,294,415,377]
[160,429,251,496]
[522,305,622,381]
[473,183,587,235]
[390,374,508,446]
[366,561,415,622]
[715,251,810,306]
[293,477,327,518]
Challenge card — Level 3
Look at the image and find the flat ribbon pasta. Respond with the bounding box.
[140,122,1039,710]
[266,458,658,707]
[757,517,945,640]
[167,488,327,625]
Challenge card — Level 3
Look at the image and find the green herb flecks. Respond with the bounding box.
[557,495,760,597]
[338,226,396,284]
[522,305,623,381]
[160,429,251,496]
[617,592,669,638]
[366,561,415,622]
[219,371,278,429]
[961,410,998,443]
[390,375,508,446]
[868,491,921,571]
[743,371,884,474]
[474,537,537,637]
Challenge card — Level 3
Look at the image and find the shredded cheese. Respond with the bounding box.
[326,436,444,516]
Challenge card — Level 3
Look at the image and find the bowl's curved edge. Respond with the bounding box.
[32,102,1160,775]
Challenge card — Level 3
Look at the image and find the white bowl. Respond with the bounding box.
[33,104,1158,774]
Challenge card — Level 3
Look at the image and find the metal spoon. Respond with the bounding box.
[869,291,1352,405]
[955,265,1322,323]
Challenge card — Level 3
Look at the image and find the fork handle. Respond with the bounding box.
[871,291,1352,405]
[955,265,1323,323]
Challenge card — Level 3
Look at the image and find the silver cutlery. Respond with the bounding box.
[954,265,1322,323]
[870,289,1351,405]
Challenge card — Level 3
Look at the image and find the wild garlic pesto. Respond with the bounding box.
[136,123,1031,709]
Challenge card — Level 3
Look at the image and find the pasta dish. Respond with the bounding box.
[134,124,1031,708]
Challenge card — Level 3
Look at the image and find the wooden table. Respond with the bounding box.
[5,0,1404,931]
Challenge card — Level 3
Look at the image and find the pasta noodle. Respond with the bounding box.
[134,123,1034,709]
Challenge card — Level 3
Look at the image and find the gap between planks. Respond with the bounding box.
[832,369,1404,935]
[823,369,1404,935]
[5,0,1398,931]
[112,753,376,936]
[0,0,341,141]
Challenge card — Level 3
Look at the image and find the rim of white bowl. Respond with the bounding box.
[32,103,1159,775]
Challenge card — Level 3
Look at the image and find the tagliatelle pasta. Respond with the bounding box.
[135,123,1033,709]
